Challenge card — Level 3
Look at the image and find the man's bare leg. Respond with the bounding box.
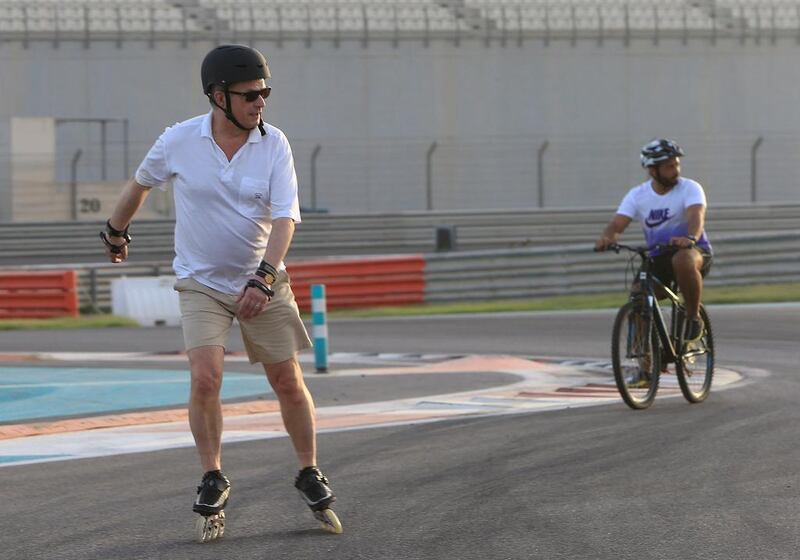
[672,248,704,319]
[264,356,316,467]
[188,345,226,472]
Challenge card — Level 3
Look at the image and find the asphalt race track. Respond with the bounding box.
[1,304,798,560]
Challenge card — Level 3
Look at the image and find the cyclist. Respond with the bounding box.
[594,139,713,342]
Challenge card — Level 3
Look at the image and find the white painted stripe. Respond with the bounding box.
[312,324,328,339]
[311,299,327,314]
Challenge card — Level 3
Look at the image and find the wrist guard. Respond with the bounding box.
[246,279,274,300]
[100,220,132,254]
[255,260,278,284]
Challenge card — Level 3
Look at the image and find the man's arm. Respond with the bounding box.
[595,214,632,251]
[103,179,153,263]
[236,217,296,320]
[671,203,706,248]
[262,217,295,271]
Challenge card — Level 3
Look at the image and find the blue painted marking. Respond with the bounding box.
[0,367,273,423]
[0,455,70,464]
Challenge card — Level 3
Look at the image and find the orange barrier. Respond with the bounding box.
[0,270,79,319]
[288,256,426,310]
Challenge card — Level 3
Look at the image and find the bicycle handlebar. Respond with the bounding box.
[599,243,673,255]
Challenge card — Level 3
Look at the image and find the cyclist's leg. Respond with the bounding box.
[649,254,673,300]
[671,248,704,319]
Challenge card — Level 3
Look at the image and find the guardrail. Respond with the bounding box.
[1,203,799,266]
[0,270,78,319]
[289,255,426,310]
[0,231,796,314]
[425,232,800,302]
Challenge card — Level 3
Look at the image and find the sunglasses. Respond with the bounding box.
[228,87,271,102]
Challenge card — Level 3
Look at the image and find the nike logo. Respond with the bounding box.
[644,208,672,227]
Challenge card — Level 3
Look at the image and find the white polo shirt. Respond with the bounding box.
[135,111,302,295]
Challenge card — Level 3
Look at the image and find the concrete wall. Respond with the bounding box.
[0,37,798,216]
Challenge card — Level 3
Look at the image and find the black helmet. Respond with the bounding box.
[640,138,685,168]
[201,44,270,95]
[201,44,270,134]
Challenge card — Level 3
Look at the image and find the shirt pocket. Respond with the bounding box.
[238,177,270,218]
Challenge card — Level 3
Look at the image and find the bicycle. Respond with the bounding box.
[604,243,714,410]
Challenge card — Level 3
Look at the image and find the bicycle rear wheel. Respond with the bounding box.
[611,301,661,410]
[675,304,714,403]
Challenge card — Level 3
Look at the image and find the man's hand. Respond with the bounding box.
[101,220,131,264]
[236,276,272,320]
[594,236,615,252]
[670,236,696,250]
[103,235,128,263]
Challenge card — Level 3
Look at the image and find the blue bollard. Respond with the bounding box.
[311,284,328,373]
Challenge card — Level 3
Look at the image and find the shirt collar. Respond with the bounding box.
[200,110,213,139]
[201,110,267,143]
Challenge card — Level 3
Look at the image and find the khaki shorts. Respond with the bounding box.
[174,272,312,365]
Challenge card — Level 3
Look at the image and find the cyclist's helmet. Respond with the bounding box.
[640,138,685,168]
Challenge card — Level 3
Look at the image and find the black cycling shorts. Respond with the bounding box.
[650,248,713,288]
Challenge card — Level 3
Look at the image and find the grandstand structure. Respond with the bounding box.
[1,1,799,221]
[0,1,798,46]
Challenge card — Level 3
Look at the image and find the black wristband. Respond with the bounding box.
[100,219,131,254]
[106,220,130,240]
[246,279,274,300]
[255,260,278,284]
[685,235,697,243]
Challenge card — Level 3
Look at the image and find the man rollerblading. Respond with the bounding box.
[102,43,342,541]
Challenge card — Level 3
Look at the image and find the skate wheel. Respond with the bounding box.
[315,508,343,534]
[195,511,225,543]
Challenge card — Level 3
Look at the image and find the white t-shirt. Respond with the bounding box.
[617,177,712,256]
[135,111,302,295]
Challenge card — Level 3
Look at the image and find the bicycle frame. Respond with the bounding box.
[634,264,683,364]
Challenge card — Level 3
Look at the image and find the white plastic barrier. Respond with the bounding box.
[111,276,181,326]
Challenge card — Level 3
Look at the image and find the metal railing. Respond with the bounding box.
[0,205,798,310]
[424,232,800,302]
[4,230,796,312]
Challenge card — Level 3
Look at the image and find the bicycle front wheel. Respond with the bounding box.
[675,304,714,403]
[611,301,660,410]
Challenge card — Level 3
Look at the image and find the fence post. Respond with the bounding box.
[70,149,83,221]
[751,136,763,203]
[537,140,549,208]
[311,284,329,373]
[89,268,98,311]
[310,144,321,210]
[426,141,437,210]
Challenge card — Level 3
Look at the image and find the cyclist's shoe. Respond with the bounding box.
[295,466,336,512]
[193,470,231,516]
[684,316,704,343]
